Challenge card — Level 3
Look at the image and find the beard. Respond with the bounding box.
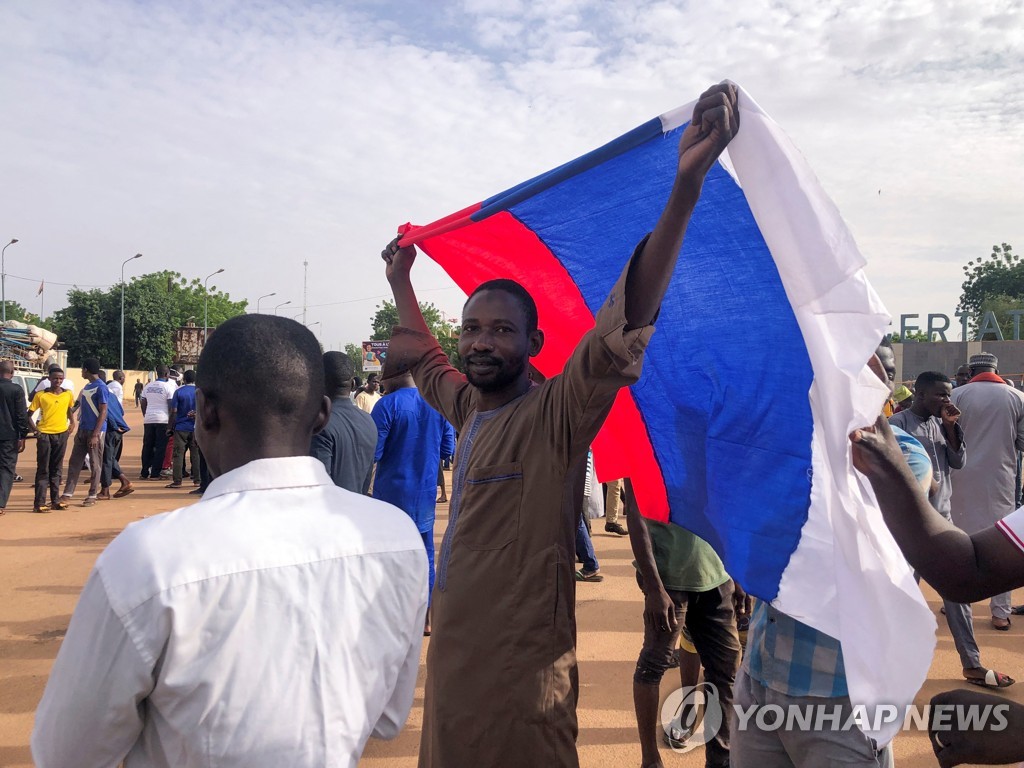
[465,354,527,393]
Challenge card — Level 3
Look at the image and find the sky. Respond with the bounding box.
[1,0,1022,350]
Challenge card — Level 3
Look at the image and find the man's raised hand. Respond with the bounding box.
[382,237,417,283]
[677,82,739,193]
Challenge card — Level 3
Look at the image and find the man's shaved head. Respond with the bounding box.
[197,315,324,438]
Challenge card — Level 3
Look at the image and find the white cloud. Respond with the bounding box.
[0,0,1021,350]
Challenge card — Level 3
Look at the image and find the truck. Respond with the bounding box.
[0,321,67,408]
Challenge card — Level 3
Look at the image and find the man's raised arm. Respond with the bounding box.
[624,83,739,330]
[851,415,1024,603]
[382,240,431,336]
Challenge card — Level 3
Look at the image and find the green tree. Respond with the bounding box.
[344,343,363,378]
[51,271,247,369]
[0,301,33,324]
[370,300,461,370]
[890,330,932,342]
[958,243,1024,338]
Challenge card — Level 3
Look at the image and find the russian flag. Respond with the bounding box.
[398,85,934,743]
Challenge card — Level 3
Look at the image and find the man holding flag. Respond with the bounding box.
[382,83,739,768]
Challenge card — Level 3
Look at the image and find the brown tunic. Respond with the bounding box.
[387,264,653,768]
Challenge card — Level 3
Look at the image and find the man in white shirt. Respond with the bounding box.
[32,364,74,396]
[108,369,125,406]
[33,315,429,768]
[139,366,177,480]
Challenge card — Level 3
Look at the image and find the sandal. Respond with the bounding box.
[54,501,70,511]
[992,616,1011,631]
[34,506,51,514]
[165,482,183,488]
[966,669,1015,688]
[113,486,135,498]
[575,569,604,582]
[82,497,97,507]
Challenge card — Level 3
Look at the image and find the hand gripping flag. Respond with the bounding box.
[397,85,934,743]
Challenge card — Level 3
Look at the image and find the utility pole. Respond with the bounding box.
[302,260,308,325]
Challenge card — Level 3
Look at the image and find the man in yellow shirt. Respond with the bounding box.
[28,367,76,513]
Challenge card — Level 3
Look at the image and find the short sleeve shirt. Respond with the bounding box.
[172,385,197,432]
[142,379,178,424]
[30,390,75,434]
[77,380,110,433]
[640,519,730,592]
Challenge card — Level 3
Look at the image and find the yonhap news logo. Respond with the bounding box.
[660,683,724,753]
[660,683,1010,752]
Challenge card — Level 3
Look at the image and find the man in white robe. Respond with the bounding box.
[950,352,1024,629]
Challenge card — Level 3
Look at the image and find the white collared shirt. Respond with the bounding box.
[32,456,428,768]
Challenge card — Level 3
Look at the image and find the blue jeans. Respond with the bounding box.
[575,514,599,572]
[421,529,435,606]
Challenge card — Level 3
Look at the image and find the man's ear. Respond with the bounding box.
[312,395,332,436]
[195,388,220,434]
[528,329,545,358]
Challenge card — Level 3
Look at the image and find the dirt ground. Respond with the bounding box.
[1,406,1022,767]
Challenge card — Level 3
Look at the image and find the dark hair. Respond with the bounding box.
[83,358,101,375]
[366,373,379,384]
[183,369,196,384]
[323,351,354,393]
[49,367,64,376]
[466,279,538,333]
[156,364,170,377]
[196,315,324,434]
[878,336,894,351]
[914,371,950,392]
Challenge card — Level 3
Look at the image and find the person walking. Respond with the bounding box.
[0,360,28,516]
[27,367,76,513]
[166,370,199,488]
[58,358,109,507]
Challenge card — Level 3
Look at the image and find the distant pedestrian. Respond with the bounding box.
[133,378,143,407]
[98,384,134,500]
[0,360,28,516]
[140,366,177,480]
[59,358,109,507]
[108,370,126,407]
[27,368,76,513]
[166,370,199,488]
[354,373,382,414]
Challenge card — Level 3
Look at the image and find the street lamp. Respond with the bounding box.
[256,292,276,314]
[203,268,224,346]
[274,300,291,315]
[2,238,19,324]
[120,253,142,370]
[308,321,321,338]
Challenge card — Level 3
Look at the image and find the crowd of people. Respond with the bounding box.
[0,362,211,517]
[17,84,1024,768]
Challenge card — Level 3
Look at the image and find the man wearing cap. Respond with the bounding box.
[950,352,1024,630]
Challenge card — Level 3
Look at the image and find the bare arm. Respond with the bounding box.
[382,242,430,335]
[624,83,739,329]
[624,479,678,632]
[851,415,1024,603]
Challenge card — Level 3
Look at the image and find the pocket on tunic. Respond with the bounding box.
[460,461,523,550]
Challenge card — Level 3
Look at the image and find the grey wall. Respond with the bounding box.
[895,341,1024,386]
